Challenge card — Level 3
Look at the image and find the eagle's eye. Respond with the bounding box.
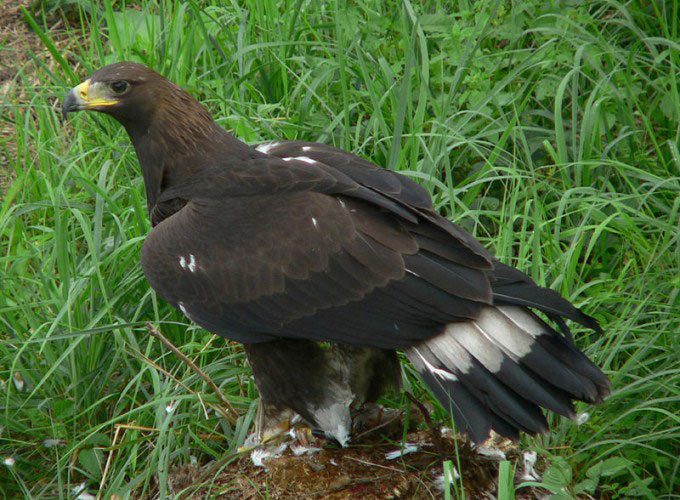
[110,81,130,95]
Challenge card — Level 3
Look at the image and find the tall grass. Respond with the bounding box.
[1,0,678,497]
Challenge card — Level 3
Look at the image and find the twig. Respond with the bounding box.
[146,322,239,425]
[406,392,445,457]
[310,474,393,497]
[179,450,244,499]
[343,455,403,473]
[97,423,125,500]
[353,409,403,442]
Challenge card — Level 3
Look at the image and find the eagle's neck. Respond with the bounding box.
[123,91,252,215]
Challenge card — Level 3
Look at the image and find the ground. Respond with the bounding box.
[169,421,534,499]
[0,1,84,194]
[0,0,30,193]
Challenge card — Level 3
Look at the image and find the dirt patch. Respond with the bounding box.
[171,424,539,499]
[0,1,77,195]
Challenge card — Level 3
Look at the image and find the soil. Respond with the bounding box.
[0,0,78,194]
[170,424,528,499]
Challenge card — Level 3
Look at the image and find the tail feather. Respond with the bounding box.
[424,330,551,434]
[494,306,608,402]
[410,346,493,441]
[406,305,611,443]
[490,261,601,332]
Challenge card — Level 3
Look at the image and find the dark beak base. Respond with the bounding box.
[62,89,79,120]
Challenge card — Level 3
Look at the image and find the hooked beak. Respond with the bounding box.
[62,79,118,119]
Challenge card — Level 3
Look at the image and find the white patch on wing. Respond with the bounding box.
[449,318,504,373]
[405,268,420,277]
[179,255,186,269]
[188,254,197,273]
[497,305,546,337]
[282,156,317,164]
[311,217,318,228]
[302,146,311,151]
[426,324,474,374]
[411,348,458,382]
[477,306,537,358]
[339,199,346,209]
[255,141,280,154]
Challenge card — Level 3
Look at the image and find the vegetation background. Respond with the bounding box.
[1,0,678,497]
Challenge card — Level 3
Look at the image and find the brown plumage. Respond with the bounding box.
[63,62,610,446]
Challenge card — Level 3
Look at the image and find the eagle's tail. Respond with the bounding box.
[405,304,610,443]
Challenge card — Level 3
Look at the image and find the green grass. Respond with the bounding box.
[1,0,679,497]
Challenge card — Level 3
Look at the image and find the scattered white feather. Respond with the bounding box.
[250,449,271,468]
[165,401,178,413]
[188,254,197,273]
[521,450,540,481]
[178,255,186,269]
[43,439,65,448]
[241,432,261,450]
[291,444,321,456]
[577,412,590,425]
[385,443,420,460]
[3,457,15,467]
[72,483,95,500]
[330,458,338,466]
[434,466,460,492]
[250,443,287,468]
[311,217,318,228]
[474,445,506,460]
[12,373,24,392]
[440,427,453,437]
